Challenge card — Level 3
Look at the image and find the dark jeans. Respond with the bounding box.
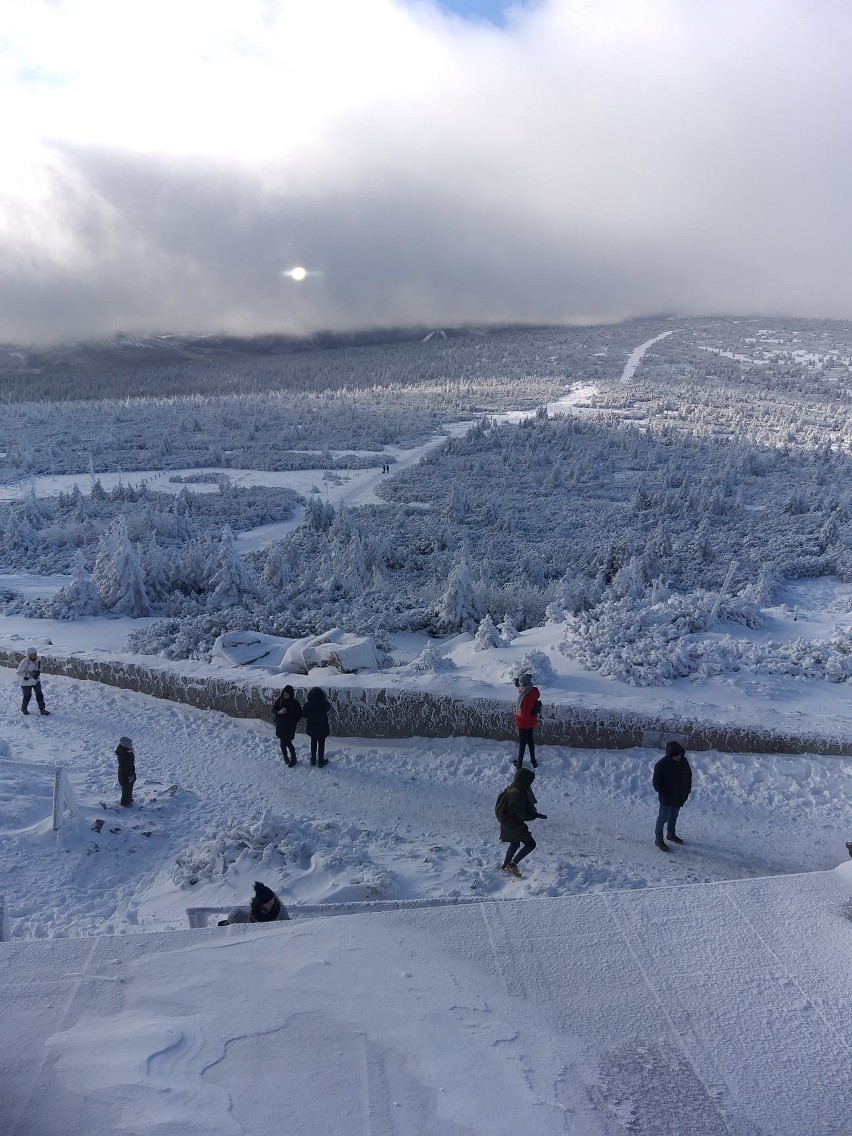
[279,736,297,763]
[503,835,536,867]
[655,804,681,841]
[310,736,326,764]
[517,727,536,764]
[119,779,135,807]
[21,683,45,712]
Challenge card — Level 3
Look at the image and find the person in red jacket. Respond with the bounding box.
[513,672,541,769]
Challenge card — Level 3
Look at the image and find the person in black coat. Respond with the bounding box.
[652,740,692,851]
[115,736,136,807]
[303,686,331,766]
[273,685,302,767]
[499,767,547,878]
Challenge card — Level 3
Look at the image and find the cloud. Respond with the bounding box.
[2,0,852,343]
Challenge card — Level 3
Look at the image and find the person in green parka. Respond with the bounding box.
[498,767,547,878]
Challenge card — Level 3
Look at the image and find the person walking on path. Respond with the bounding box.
[218,881,290,925]
[513,672,541,768]
[17,647,49,715]
[304,687,331,767]
[273,685,303,767]
[653,740,692,851]
[115,736,136,807]
[498,767,547,878]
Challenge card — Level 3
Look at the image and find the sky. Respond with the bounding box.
[2,0,852,344]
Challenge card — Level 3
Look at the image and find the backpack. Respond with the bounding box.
[495,786,513,822]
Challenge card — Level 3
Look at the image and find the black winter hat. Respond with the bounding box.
[253,881,276,904]
[513,767,536,788]
[282,685,295,696]
[665,741,686,758]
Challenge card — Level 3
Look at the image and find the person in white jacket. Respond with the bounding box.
[17,647,49,715]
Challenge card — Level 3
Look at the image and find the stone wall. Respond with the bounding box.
[2,647,851,757]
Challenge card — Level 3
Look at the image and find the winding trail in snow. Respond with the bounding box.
[619,328,680,383]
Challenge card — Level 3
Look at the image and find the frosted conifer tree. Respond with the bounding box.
[436,546,480,631]
[96,517,151,616]
[262,541,298,590]
[209,526,256,606]
[51,551,102,617]
[499,612,518,644]
[474,613,502,651]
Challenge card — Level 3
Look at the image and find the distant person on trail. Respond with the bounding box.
[218,881,289,926]
[17,646,49,715]
[304,686,331,767]
[513,672,541,768]
[115,736,136,807]
[497,767,547,878]
[273,684,302,767]
[652,740,692,852]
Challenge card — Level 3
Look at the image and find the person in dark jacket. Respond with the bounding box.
[273,685,302,766]
[513,672,541,769]
[218,880,290,925]
[652,740,692,851]
[115,736,136,807]
[499,767,547,877]
[303,686,331,767]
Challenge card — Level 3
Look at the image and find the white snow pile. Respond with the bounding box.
[209,630,287,669]
[170,810,397,903]
[281,627,380,674]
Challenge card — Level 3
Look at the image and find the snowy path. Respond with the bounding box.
[620,328,680,382]
[2,667,851,939]
[233,425,470,553]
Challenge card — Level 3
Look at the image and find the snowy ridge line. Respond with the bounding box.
[186,894,495,928]
[3,646,852,756]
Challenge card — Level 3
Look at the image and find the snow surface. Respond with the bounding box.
[4,326,852,1132]
[2,663,852,1131]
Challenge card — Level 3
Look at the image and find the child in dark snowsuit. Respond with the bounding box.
[115,736,136,807]
[303,687,331,767]
[273,685,303,766]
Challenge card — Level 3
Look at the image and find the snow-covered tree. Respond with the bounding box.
[95,517,151,616]
[435,547,480,632]
[474,613,502,651]
[209,526,257,607]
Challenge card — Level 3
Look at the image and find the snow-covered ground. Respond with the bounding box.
[2,671,851,1136]
[2,666,851,943]
[4,321,852,1133]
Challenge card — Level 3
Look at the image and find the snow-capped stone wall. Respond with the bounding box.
[2,646,851,757]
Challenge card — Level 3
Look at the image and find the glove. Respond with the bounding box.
[32,670,40,679]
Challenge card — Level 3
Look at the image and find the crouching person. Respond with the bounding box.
[218,881,289,926]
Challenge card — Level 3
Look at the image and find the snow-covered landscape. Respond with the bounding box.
[3,316,852,1133]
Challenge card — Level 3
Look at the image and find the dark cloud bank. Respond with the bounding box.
[4,0,852,344]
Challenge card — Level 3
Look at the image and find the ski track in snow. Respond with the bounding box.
[2,669,851,939]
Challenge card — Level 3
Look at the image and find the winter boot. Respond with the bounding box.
[39,708,50,716]
[503,862,522,878]
[21,708,29,715]
[317,757,328,767]
[666,833,684,844]
[530,756,538,768]
[655,839,670,852]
